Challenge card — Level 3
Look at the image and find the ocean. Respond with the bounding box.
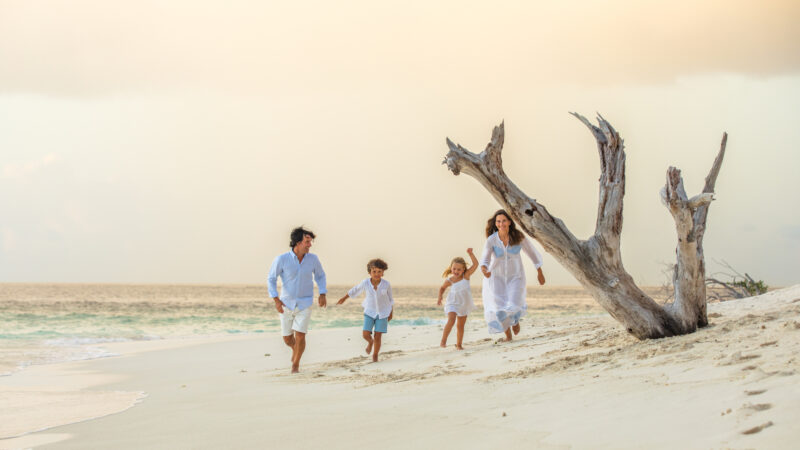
[0,283,613,376]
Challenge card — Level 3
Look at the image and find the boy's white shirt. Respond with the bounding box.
[348,278,394,319]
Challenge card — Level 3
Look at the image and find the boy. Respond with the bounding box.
[337,258,393,362]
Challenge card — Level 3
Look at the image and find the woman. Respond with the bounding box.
[479,209,546,341]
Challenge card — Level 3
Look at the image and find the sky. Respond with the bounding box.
[1,0,799,287]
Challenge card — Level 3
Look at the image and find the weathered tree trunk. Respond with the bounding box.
[443,114,727,339]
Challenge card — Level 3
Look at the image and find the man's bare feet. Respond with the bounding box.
[372,354,378,362]
[440,342,447,348]
[512,323,520,335]
[291,363,299,374]
[455,344,464,350]
[366,340,373,355]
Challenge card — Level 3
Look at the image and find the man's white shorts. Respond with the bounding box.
[280,307,311,336]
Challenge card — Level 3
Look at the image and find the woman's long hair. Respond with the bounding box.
[485,209,524,245]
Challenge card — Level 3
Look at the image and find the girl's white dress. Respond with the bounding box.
[480,232,543,334]
[443,278,475,317]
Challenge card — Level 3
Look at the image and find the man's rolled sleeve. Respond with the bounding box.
[314,257,327,295]
[267,257,281,298]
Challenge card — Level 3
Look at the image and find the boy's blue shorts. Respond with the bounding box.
[363,314,388,333]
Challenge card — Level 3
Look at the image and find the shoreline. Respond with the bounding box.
[1,285,798,448]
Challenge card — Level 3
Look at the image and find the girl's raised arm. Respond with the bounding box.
[464,248,479,279]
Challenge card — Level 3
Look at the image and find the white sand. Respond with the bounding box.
[2,285,799,449]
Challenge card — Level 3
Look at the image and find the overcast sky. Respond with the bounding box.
[1,0,799,287]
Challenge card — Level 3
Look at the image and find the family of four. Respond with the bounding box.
[267,209,545,373]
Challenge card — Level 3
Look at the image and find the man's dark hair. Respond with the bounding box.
[289,227,316,248]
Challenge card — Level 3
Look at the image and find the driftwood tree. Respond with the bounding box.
[443,114,727,339]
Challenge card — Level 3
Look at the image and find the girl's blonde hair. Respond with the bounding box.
[442,257,468,278]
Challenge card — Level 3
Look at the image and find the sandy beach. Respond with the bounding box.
[2,284,799,449]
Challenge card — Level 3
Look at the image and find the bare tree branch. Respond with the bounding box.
[444,114,729,339]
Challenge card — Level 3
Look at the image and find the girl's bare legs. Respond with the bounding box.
[372,332,382,362]
[440,312,457,347]
[455,315,467,350]
[363,330,374,354]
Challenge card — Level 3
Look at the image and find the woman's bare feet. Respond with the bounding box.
[440,341,447,348]
[372,354,378,362]
[512,323,520,335]
[291,363,299,373]
[455,344,464,350]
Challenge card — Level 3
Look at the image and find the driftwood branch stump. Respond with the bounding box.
[444,115,727,339]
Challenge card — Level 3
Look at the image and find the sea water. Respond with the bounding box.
[0,283,608,375]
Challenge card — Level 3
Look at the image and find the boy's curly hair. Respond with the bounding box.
[367,258,388,272]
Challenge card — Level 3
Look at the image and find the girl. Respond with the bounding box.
[437,248,478,349]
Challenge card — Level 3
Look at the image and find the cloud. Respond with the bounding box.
[1,153,59,179]
[1,0,799,96]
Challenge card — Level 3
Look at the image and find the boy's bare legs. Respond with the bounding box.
[363,330,374,354]
[455,316,467,350]
[372,332,382,362]
[440,312,457,348]
[290,331,306,373]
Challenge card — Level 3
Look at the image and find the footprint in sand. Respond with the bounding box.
[743,403,772,412]
[783,320,800,329]
[741,421,773,435]
[745,389,767,396]
[720,352,761,366]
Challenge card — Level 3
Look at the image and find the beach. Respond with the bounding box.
[2,284,799,449]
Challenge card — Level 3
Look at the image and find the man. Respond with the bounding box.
[267,226,327,373]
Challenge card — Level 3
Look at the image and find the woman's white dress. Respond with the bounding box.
[480,232,543,334]
[443,278,475,317]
